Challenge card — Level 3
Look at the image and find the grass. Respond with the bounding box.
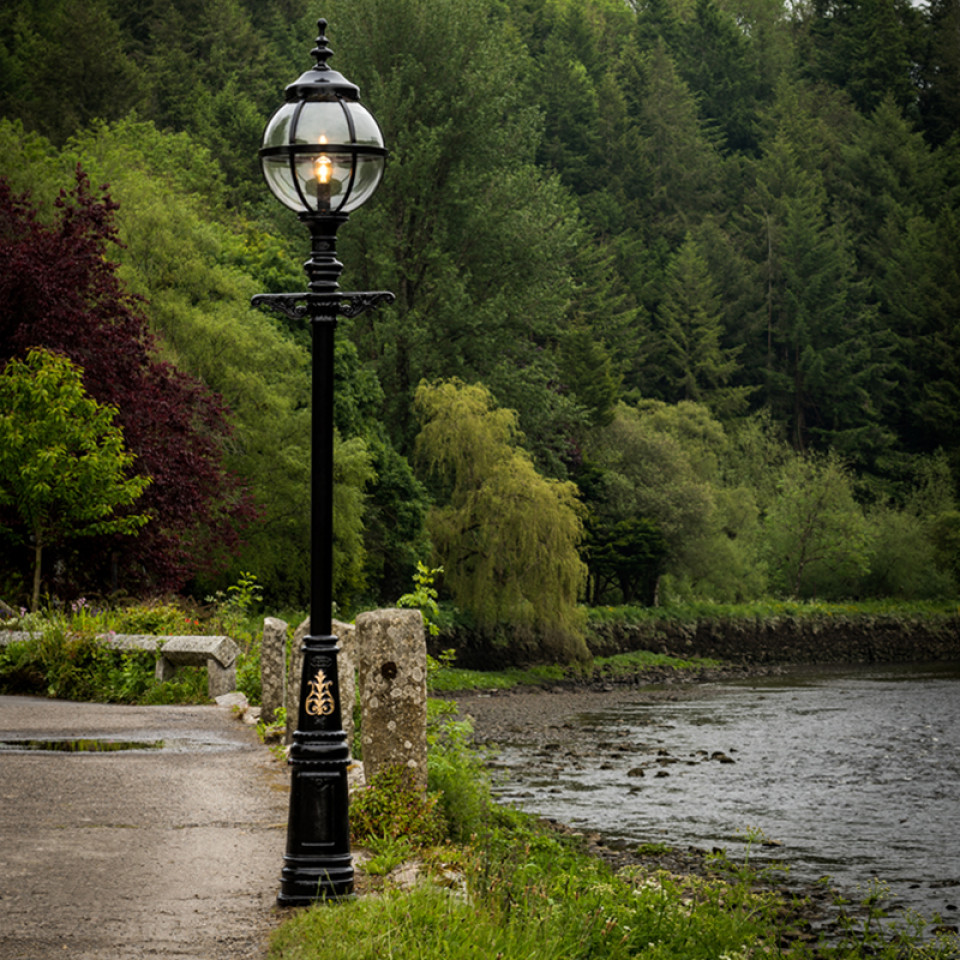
[586,598,960,624]
[272,816,791,960]
[592,648,723,676]
[426,648,721,694]
[427,661,565,692]
[269,806,959,960]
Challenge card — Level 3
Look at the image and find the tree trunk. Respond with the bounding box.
[31,540,43,612]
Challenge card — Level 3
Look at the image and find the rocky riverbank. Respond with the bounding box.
[451,676,910,945]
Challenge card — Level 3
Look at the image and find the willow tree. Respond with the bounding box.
[414,380,588,663]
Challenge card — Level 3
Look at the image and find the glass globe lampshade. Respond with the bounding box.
[259,21,386,216]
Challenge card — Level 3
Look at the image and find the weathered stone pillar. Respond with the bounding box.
[355,608,427,791]
[335,619,357,755]
[261,617,288,725]
[285,616,309,746]
[285,616,356,752]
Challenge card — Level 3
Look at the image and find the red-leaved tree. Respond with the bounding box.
[0,169,258,598]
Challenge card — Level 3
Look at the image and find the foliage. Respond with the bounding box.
[426,699,494,843]
[2,0,960,616]
[256,706,287,762]
[0,594,270,705]
[583,514,668,607]
[590,649,723,676]
[361,835,419,877]
[931,511,960,584]
[396,562,443,637]
[112,601,196,636]
[349,764,448,848]
[319,0,588,473]
[60,118,380,608]
[586,597,960,622]
[206,570,262,636]
[0,348,151,609]
[427,662,568,693]
[415,379,589,662]
[647,233,750,418]
[205,570,265,703]
[763,453,873,598]
[0,168,255,600]
[582,400,770,604]
[423,647,723,693]
[862,503,958,599]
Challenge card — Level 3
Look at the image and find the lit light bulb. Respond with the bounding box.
[314,154,332,184]
[314,135,332,184]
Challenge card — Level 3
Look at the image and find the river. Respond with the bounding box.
[488,662,960,924]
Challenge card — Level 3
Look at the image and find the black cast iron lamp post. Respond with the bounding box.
[252,17,394,906]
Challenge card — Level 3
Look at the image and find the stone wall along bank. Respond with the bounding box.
[585,615,960,664]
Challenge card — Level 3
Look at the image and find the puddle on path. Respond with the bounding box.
[1,738,165,752]
[0,736,234,753]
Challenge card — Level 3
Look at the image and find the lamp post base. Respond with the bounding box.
[278,855,354,905]
[277,748,355,904]
[278,632,355,906]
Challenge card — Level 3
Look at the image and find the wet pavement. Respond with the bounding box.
[0,695,290,959]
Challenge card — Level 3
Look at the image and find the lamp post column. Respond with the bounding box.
[278,300,353,905]
[278,219,352,904]
[254,225,393,905]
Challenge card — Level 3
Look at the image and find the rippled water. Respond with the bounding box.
[493,662,960,922]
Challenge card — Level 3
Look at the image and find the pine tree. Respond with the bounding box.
[919,0,960,146]
[674,0,766,153]
[649,234,750,418]
[746,122,896,463]
[316,0,584,470]
[800,0,924,117]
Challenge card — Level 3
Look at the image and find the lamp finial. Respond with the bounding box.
[311,18,333,71]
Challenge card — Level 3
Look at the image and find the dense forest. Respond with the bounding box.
[1,0,958,650]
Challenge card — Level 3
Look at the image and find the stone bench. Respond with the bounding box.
[0,631,239,699]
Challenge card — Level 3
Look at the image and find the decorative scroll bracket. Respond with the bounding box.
[251,290,395,323]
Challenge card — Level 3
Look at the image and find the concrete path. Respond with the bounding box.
[0,696,291,960]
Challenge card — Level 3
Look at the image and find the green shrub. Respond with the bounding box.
[427,698,494,843]
[204,572,265,705]
[138,666,208,704]
[349,765,447,847]
[235,632,262,705]
[112,601,192,635]
[862,504,957,599]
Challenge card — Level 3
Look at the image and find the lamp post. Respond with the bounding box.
[252,17,393,906]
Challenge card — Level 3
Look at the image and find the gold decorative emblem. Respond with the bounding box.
[305,668,336,717]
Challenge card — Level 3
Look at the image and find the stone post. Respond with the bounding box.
[336,619,357,755]
[286,616,356,752]
[261,617,288,725]
[285,616,309,745]
[355,608,428,791]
